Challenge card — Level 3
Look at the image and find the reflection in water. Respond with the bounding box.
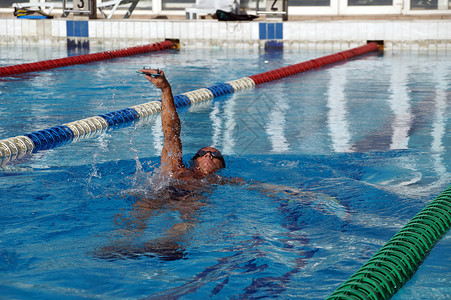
[428,68,451,190]
[431,70,448,179]
[266,93,289,153]
[396,64,451,195]
[429,76,451,190]
[385,59,422,189]
[327,66,352,153]
[210,102,222,149]
[389,59,412,150]
[209,94,238,155]
[222,93,238,155]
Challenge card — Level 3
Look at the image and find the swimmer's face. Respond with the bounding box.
[193,147,225,175]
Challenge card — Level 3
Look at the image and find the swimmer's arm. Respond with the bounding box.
[249,182,341,207]
[223,177,344,217]
[228,178,313,198]
[219,177,298,196]
[141,69,184,175]
[220,176,246,185]
[160,85,184,174]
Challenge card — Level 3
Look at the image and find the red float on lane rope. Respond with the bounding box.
[248,42,379,85]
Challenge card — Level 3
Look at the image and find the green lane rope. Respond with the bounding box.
[327,184,451,300]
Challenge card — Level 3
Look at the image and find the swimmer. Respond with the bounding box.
[94,69,345,261]
[139,68,226,181]
[95,69,228,260]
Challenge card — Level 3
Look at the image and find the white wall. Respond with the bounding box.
[1,18,451,51]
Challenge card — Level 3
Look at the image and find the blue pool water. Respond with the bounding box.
[0,45,450,299]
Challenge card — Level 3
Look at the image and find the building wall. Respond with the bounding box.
[1,18,451,51]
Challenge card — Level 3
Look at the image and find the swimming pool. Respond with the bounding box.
[0,45,450,299]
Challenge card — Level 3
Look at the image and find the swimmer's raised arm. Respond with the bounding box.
[140,69,184,175]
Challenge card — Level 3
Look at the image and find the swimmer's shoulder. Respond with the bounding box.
[175,167,200,181]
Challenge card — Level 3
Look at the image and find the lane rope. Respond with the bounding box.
[0,40,175,77]
[327,184,451,300]
[0,42,379,166]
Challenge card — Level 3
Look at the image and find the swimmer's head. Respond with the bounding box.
[191,146,225,175]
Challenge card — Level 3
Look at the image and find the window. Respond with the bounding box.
[348,0,393,5]
[2,0,22,8]
[163,0,195,10]
[136,0,152,9]
[410,0,438,9]
[290,0,331,6]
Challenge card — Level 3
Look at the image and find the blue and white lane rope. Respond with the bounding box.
[0,77,255,166]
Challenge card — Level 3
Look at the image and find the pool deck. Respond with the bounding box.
[1,9,451,50]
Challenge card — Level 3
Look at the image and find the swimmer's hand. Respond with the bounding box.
[139,68,170,90]
[137,69,162,78]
